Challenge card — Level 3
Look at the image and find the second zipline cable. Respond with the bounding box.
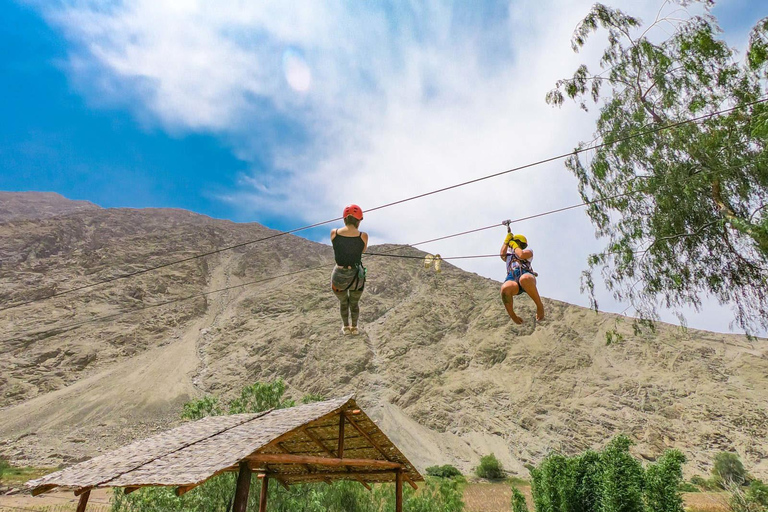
[2,97,765,313]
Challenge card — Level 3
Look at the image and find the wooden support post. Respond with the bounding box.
[338,412,345,459]
[344,412,418,490]
[233,461,252,512]
[395,470,403,512]
[75,489,91,512]
[259,474,269,512]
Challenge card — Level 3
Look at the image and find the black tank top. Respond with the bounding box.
[332,231,365,266]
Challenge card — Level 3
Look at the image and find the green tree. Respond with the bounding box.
[599,436,644,512]
[644,449,686,512]
[475,453,505,480]
[712,451,747,487]
[547,3,768,333]
[511,487,529,512]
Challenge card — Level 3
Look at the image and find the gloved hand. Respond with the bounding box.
[508,240,520,250]
[504,233,514,245]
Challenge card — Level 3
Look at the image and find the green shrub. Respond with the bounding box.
[746,480,768,507]
[475,454,505,480]
[729,479,768,512]
[689,475,719,491]
[600,436,644,512]
[511,487,529,512]
[426,465,462,478]
[528,436,684,512]
[0,457,9,480]
[644,449,686,512]
[712,452,747,487]
[678,481,699,492]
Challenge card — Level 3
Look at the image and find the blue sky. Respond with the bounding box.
[1,0,764,333]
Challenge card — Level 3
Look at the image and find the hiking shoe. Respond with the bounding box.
[341,325,351,335]
[350,326,359,335]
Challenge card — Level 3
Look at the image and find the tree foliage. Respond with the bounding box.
[712,451,747,487]
[511,486,529,512]
[0,456,9,480]
[426,464,463,478]
[529,435,685,512]
[547,2,768,333]
[475,453,505,480]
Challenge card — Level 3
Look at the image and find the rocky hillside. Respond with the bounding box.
[0,192,766,479]
[0,192,99,223]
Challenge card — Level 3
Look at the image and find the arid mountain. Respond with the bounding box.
[0,192,99,223]
[1,193,766,480]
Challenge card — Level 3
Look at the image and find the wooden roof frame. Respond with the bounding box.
[26,395,423,511]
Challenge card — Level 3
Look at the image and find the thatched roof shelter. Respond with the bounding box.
[27,395,423,512]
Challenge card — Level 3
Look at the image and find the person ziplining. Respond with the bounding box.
[330,204,368,335]
[500,224,545,324]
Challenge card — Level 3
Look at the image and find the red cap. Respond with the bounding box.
[343,204,364,220]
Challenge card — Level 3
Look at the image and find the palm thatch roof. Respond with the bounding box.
[27,395,422,496]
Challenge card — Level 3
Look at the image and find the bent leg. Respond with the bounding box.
[519,273,545,321]
[500,281,524,324]
[348,290,364,327]
[334,290,351,326]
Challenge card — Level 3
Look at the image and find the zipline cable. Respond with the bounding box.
[0,193,616,343]
[1,97,765,313]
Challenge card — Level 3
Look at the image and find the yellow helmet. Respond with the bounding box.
[512,234,528,248]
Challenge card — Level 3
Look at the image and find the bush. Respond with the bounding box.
[426,465,462,479]
[0,457,9,480]
[729,479,768,512]
[601,436,645,512]
[528,435,685,512]
[645,449,686,512]
[689,475,719,491]
[678,481,699,492]
[712,452,747,487]
[511,487,528,512]
[475,454,505,480]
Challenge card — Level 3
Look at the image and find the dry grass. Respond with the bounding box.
[463,483,532,512]
[684,491,729,512]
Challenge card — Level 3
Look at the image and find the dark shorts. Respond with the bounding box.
[331,266,366,292]
[505,268,531,295]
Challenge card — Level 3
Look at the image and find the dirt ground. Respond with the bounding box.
[0,488,111,511]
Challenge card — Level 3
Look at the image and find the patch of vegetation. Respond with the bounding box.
[0,463,56,486]
[729,479,768,512]
[511,487,528,512]
[426,465,462,479]
[712,452,747,488]
[475,454,505,480]
[689,475,720,492]
[0,456,9,480]
[678,481,699,493]
[529,435,686,512]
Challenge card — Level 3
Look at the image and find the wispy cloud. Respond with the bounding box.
[31,0,756,333]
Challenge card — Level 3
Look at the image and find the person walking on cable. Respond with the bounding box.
[500,232,545,324]
[331,204,368,335]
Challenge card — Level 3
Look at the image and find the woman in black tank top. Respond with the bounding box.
[330,204,368,335]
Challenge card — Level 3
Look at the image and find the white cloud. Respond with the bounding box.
[35,0,759,334]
